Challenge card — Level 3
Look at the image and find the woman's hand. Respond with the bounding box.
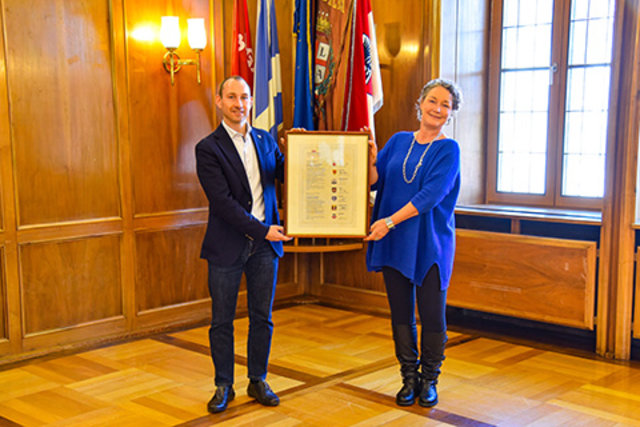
[362,126,377,166]
[363,218,389,242]
[368,139,377,166]
[362,126,379,186]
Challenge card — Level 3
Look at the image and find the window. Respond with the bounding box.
[487,0,617,208]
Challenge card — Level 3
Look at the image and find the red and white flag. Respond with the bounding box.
[231,0,254,90]
[342,0,383,132]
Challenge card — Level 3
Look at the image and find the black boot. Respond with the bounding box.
[419,331,447,408]
[392,324,421,406]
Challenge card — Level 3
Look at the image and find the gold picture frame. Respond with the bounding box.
[284,131,370,238]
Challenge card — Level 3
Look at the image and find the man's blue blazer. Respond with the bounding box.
[195,124,285,266]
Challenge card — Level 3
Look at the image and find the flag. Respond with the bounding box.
[293,0,315,130]
[253,0,283,140]
[313,0,352,130]
[342,0,383,132]
[231,0,254,90]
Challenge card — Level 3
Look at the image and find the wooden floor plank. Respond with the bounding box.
[0,370,60,402]
[552,385,640,422]
[274,386,401,426]
[0,387,107,425]
[496,402,619,427]
[21,355,118,385]
[46,406,172,427]
[67,368,176,403]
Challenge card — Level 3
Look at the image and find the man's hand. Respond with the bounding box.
[265,225,293,241]
[281,128,307,151]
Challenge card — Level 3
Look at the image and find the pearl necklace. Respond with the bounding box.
[402,131,441,184]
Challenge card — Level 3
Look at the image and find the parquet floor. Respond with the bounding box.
[1,304,640,426]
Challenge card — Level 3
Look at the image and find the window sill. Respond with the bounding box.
[455,204,601,226]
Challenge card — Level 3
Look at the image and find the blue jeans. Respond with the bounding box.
[207,239,278,386]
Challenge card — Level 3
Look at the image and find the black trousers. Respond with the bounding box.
[382,264,447,333]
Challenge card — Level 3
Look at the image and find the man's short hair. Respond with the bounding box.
[218,75,250,96]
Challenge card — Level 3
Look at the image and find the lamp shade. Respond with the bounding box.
[160,16,180,49]
[187,18,207,50]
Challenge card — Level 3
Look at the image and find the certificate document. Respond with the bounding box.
[285,131,369,237]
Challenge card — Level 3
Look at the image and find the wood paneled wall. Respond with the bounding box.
[0,247,5,341]
[0,0,12,358]
[0,0,301,364]
[8,1,120,227]
[21,236,123,336]
[127,3,212,216]
[0,0,445,363]
[371,0,437,145]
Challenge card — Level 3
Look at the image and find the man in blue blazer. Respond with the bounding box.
[196,76,291,414]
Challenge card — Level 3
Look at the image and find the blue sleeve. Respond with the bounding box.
[410,140,460,213]
[259,129,285,182]
[275,137,285,182]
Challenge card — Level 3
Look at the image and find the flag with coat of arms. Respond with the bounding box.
[342,0,383,132]
[231,0,254,91]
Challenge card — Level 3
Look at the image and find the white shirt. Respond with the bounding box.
[221,120,265,222]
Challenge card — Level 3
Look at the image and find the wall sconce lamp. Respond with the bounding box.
[160,16,207,85]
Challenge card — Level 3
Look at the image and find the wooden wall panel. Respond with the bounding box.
[0,1,17,354]
[4,0,120,226]
[20,235,123,336]
[0,246,5,340]
[277,253,295,287]
[323,247,383,293]
[0,0,7,234]
[0,159,3,231]
[135,225,208,312]
[449,230,597,329]
[632,247,640,339]
[126,0,213,215]
[134,225,297,312]
[371,0,431,146]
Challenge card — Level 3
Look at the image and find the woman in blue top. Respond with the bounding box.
[365,79,462,408]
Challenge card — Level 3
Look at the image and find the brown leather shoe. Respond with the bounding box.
[247,380,280,406]
[207,385,235,413]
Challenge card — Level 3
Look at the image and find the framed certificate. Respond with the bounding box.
[284,131,370,237]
